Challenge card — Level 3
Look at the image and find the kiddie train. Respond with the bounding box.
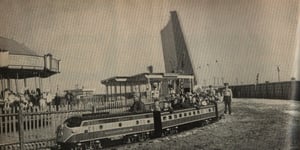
[55,73,225,149]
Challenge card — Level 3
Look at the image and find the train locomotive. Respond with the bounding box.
[55,73,225,150]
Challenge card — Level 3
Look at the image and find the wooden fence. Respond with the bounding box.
[0,97,135,150]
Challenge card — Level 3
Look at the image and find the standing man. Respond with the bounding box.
[222,83,233,115]
[65,91,74,110]
[54,93,61,111]
[151,82,162,137]
[151,82,161,113]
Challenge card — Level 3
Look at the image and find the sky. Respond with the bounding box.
[0,0,299,94]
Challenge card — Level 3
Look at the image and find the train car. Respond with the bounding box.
[56,102,224,150]
[56,112,154,149]
[55,73,225,149]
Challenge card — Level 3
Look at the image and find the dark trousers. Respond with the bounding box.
[153,111,162,137]
[223,96,232,114]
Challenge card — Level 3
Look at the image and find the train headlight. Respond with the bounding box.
[77,143,82,147]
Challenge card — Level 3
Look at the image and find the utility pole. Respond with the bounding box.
[221,77,224,85]
[256,73,259,84]
[277,66,280,82]
[213,77,216,86]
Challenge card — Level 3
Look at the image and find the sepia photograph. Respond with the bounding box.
[0,0,299,149]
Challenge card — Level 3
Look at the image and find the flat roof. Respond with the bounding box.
[101,72,194,85]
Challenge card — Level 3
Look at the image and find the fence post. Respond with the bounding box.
[18,106,24,150]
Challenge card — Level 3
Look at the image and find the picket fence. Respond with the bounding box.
[0,97,135,150]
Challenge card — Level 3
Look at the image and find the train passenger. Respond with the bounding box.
[179,94,189,108]
[130,93,146,113]
[169,90,179,109]
[207,85,216,101]
[223,83,233,115]
[151,82,160,100]
[186,92,194,106]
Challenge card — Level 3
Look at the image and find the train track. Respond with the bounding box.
[0,138,55,150]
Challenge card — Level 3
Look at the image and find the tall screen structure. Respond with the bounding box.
[160,11,195,77]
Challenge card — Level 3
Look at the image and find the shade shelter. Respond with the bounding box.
[101,73,195,105]
[0,36,60,93]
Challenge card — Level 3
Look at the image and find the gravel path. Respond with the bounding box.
[105,99,300,150]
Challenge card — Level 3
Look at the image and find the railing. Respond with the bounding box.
[0,97,138,150]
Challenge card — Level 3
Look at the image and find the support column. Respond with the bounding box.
[0,75,3,92]
[15,79,18,93]
[190,79,193,92]
[174,80,177,91]
[49,77,52,93]
[114,84,117,101]
[7,79,11,90]
[15,73,19,93]
[130,83,133,93]
[24,79,27,88]
[106,85,108,103]
[119,83,122,102]
[39,78,43,91]
[110,85,113,102]
[124,83,127,106]
[35,77,37,89]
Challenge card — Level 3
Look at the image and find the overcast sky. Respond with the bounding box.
[0,0,299,93]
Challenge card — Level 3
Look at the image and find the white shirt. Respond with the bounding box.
[223,88,232,97]
[151,89,160,99]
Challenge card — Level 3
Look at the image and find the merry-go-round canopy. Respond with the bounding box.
[0,36,60,79]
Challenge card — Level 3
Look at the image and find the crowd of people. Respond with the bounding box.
[0,87,91,111]
[1,83,233,114]
[161,85,221,112]
[129,83,228,113]
[0,88,54,110]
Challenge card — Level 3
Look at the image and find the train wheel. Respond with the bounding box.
[138,133,146,142]
[170,127,178,134]
[161,131,166,137]
[124,136,132,144]
[88,140,102,149]
[204,120,209,125]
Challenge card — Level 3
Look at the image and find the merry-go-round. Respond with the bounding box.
[0,36,60,110]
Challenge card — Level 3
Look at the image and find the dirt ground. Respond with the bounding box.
[105,98,300,150]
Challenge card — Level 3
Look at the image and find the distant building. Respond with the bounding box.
[65,88,95,99]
